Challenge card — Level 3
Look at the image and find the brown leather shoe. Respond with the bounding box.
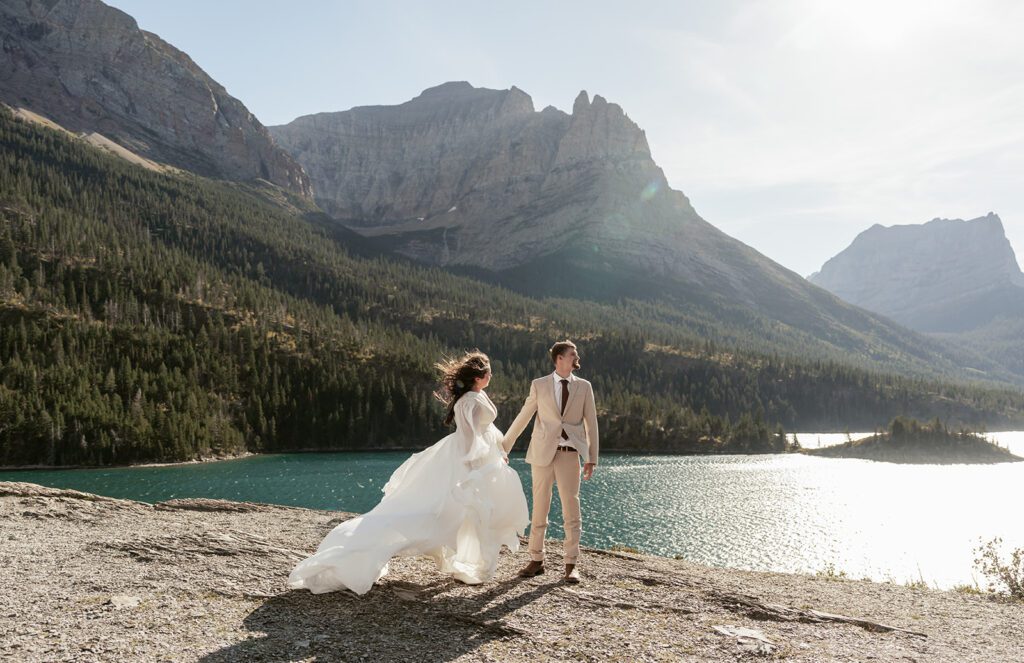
[518,560,545,577]
[564,564,581,584]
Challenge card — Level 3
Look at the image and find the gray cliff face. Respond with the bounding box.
[270,82,559,231]
[809,214,1024,332]
[270,82,817,311]
[0,0,311,196]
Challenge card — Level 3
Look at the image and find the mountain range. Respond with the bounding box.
[269,81,1020,382]
[2,0,1024,465]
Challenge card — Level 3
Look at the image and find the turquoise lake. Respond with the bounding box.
[4,431,1023,589]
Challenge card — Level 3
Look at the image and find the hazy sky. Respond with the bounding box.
[106,0,1024,277]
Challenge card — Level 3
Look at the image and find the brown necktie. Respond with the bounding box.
[560,379,569,440]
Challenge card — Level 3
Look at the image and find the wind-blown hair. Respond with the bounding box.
[434,351,491,427]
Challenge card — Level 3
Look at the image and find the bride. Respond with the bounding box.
[288,351,529,595]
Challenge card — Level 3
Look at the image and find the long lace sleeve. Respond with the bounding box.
[459,395,492,463]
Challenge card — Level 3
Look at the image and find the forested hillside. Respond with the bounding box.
[2,108,1023,466]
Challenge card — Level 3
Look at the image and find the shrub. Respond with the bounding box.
[815,562,848,580]
[973,537,1024,599]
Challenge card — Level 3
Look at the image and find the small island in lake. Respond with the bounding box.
[802,417,1023,464]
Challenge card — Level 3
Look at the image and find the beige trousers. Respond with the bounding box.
[528,449,582,564]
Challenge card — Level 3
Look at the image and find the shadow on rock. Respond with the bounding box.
[199,574,561,662]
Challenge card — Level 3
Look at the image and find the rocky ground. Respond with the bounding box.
[1,481,1021,662]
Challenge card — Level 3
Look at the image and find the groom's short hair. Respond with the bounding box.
[549,340,577,364]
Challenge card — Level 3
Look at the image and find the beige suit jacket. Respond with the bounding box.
[501,373,599,466]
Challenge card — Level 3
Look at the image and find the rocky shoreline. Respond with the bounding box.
[0,452,258,472]
[2,481,1021,662]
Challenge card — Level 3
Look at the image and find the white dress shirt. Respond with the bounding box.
[552,371,574,411]
[551,371,580,453]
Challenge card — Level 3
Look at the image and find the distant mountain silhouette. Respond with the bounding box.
[811,214,1024,379]
[810,213,1024,332]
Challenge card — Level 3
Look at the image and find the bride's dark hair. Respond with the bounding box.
[434,350,491,427]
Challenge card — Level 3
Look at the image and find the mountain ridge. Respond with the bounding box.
[270,82,1016,384]
[0,0,312,196]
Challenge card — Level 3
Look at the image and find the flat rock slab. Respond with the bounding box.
[1,481,1022,662]
[106,596,143,610]
[712,625,777,655]
[153,498,287,513]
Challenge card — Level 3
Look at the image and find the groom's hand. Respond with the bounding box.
[582,463,595,480]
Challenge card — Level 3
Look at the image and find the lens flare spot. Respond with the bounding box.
[640,181,660,202]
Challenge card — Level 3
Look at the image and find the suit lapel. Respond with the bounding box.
[564,376,581,416]
[543,374,581,420]
[545,377,558,417]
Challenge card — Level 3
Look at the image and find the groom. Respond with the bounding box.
[502,340,599,584]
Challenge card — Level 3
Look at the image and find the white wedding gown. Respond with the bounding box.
[288,390,529,595]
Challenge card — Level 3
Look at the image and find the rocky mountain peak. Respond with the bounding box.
[556,89,650,165]
[269,82,665,248]
[416,80,530,109]
[503,85,535,114]
[573,90,591,113]
[809,213,1024,331]
[0,0,312,197]
[972,211,1006,234]
[417,81,476,97]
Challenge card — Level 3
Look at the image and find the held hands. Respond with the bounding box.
[582,463,596,480]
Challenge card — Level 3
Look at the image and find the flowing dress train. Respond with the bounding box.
[288,390,529,595]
